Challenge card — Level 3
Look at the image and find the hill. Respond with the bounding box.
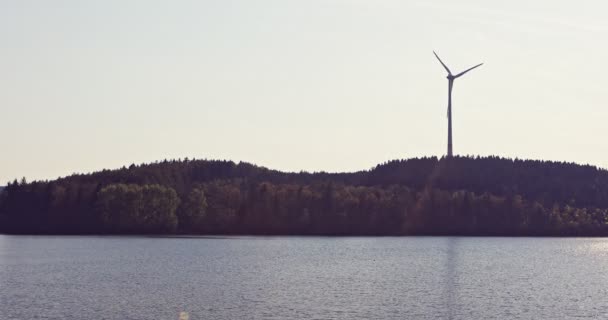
[1,156,608,236]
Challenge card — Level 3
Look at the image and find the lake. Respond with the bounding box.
[1,236,607,319]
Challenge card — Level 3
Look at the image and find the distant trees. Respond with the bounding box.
[203,181,241,232]
[96,184,179,233]
[177,188,207,232]
[2,156,608,235]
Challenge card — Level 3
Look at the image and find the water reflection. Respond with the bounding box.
[579,238,608,255]
[3,236,608,319]
[444,237,459,320]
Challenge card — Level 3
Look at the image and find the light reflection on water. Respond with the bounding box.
[444,238,458,320]
[577,238,608,255]
[1,236,608,319]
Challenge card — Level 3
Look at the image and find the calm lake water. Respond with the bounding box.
[1,236,608,320]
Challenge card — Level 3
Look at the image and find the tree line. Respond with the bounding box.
[1,156,608,235]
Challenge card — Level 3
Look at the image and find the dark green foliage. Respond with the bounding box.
[2,156,608,235]
[203,181,241,232]
[177,188,207,232]
[96,184,179,233]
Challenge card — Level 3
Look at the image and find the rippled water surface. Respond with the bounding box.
[1,236,608,319]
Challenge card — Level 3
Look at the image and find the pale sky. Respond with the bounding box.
[1,0,608,183]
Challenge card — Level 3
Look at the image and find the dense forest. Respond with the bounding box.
[2,156,608,236]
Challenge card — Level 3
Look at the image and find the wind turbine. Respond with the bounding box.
[433,51,483,158]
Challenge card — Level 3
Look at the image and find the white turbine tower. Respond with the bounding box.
[433,51,483,158]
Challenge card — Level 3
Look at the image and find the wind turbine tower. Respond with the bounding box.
[433,51,483,157]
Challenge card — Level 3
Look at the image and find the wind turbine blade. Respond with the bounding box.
[454,63,483,78]
[433,51,452,75]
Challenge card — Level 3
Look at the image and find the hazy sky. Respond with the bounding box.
[1,0,607,183]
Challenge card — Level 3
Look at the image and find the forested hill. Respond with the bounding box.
[2,156,608,236]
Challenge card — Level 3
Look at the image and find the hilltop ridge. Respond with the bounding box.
[1,156,608,236]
